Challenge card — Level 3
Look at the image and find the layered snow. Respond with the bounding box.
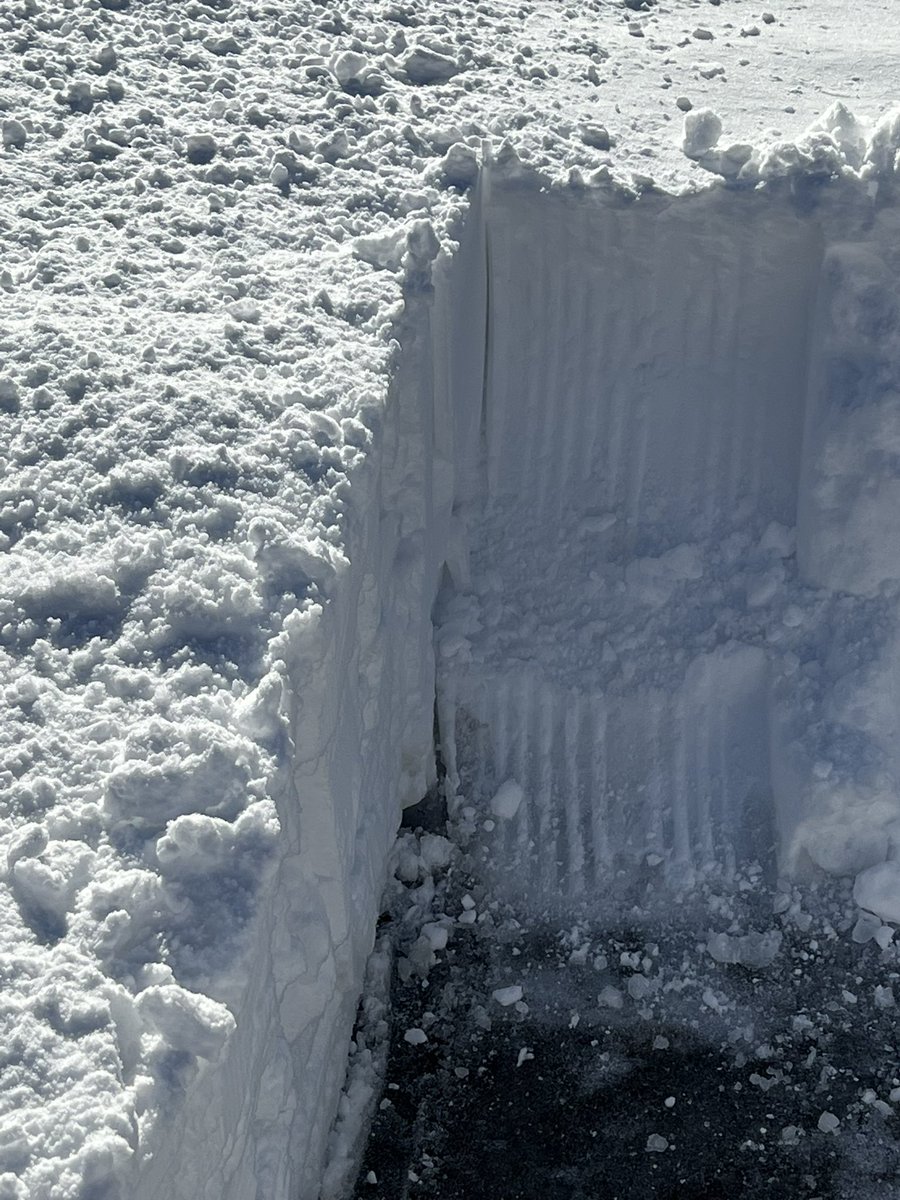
[3,0,900,1195]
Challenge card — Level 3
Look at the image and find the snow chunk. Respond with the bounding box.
[625,544,703,607]
[854,860,900,924]
[419,834,453,873]
[136,984,235,1060]
[817,1111,840,1134]
[646,1134,668,1152]
[2,120,27,151]
[184,134,217,165]
[863,107,900,178]
[354,225,411,273]
[103,717,257,835]
[403,1027,428,1045]
[599,985,624,1010]
[403,47,459,85]
[492,985,523,1007]
[682,109,722,159]
[438,143,479,188]
[331,51,385,96]
[875,985,895,1010]
[810,102,866,169]
[490,779,524,820]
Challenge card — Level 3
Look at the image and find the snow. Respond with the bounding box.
[853,861,900,924]
[818,1111,841,1134]
[3,0,900,1195]
[489,780,524,821]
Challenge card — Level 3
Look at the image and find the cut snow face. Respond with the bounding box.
[435,176,900,918]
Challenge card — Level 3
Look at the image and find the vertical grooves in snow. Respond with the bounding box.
[437,183,829,914]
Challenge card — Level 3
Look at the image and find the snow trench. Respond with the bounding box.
[431,176,900,916]
[135,175,900,1199]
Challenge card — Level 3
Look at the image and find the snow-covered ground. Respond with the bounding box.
[3,0,900,1196]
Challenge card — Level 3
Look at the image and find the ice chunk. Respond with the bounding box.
[421,922,450,951]
[646,1134,668,1152]
[403,1028,428,1045]
[817,1111,840,1133]
[852,910,882,943]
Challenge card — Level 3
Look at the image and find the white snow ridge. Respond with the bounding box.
[4,0,900,1196]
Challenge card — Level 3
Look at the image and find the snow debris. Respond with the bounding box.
[646,1134,669,1152]
[490,780,525,821]
[853,861,900,924]
[817,1111,840,1134]
[404,1028,428,1046]
[492,985,524,1007]
[682,108,724,158]
[136,984,235,1061]
[706,930,783,968]
[2,119,27,151]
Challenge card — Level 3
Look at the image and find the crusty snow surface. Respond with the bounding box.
[3,0,900,1197]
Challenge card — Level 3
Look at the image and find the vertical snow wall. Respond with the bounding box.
[135,177,900,1197]
[434,178,900,914]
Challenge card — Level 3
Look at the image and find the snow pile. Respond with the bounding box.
[3,0,900,1193]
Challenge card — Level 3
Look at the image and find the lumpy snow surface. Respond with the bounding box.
[3,0,900,1196]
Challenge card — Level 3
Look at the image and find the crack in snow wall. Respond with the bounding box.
[437,176,900,914]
